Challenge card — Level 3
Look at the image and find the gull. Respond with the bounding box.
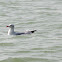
[6,24,36,35]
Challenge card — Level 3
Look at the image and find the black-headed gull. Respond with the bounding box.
[6,24,36,35]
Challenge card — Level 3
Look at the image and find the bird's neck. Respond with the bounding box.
[8,28,15,35]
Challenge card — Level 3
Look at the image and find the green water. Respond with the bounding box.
[0,0,62,62]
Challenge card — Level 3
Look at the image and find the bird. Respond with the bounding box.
[6,24,36,35]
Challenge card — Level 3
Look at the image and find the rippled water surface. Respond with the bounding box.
[0,0,62,62]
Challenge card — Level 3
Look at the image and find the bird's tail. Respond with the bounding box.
[31,30,37,33]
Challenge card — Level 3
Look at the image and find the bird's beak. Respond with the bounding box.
[6,26,9,27]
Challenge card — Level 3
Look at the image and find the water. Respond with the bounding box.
[0,0,62,62]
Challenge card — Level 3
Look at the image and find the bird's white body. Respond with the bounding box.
[8,28,15,35]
